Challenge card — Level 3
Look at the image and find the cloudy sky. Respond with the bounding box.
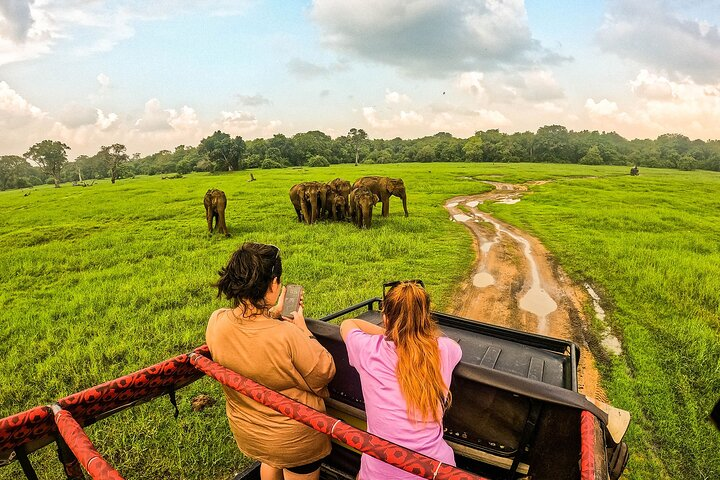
[1,0,719,157]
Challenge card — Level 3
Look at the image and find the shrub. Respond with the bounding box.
[307,155,330,167]
[260,159,284,169]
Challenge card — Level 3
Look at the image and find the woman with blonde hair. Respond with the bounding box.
[340,281,462,479]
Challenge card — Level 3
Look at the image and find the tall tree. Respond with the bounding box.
[198,131,246,171]
[462,134,484,162]
[100,143,129,184]
[348,128,368,166]
[24,140,70,188]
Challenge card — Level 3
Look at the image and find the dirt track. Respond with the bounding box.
[444,182,607,401]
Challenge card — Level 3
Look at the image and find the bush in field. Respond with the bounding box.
[580,145,604,165]
[261,159,284,169]
[307,155,330,167]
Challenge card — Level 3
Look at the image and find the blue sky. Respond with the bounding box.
[1,0,719,156]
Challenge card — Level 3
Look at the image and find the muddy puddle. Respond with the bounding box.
[445,181,615,401]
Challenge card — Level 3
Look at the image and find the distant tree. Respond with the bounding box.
[579,145,603,165]
[677,155,698,171]
[0,155,29,190]
[24,140,70,188]
[293,131,332,165]
[348,128,368,166]
[463,134,484,162]
[100,143,129,183]
[267,134,295,165]
[198,131,246,171]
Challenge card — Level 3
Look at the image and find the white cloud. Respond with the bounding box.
[476,109,511,127]
[0,81,46,124]
[134,98,198,132]
[0,1,253,66]
[0,0,34,42]
[384,89,411,104]
[97,73,110,89]
[214,110,283,138]
[311,0,565,76]
[362,106,424,130]
[585,98,619,117]
[95,109,118,131]
[456,72,486,97]
[584,71,720,138]
[598,0,720,83]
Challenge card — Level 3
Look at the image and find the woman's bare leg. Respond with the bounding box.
[260,463,283,480]
[283,468,321,480]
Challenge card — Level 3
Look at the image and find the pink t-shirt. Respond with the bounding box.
[345,328,463,480]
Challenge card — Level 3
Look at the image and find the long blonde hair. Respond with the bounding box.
[383,282,450,423]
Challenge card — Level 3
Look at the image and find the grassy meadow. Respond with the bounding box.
[0,163,718,479]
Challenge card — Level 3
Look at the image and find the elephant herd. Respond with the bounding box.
[202,176,408,236]
[290,176,408,228]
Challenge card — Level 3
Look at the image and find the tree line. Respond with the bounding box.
[2,125,719,190]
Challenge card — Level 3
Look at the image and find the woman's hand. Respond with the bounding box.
[284,297,312,336]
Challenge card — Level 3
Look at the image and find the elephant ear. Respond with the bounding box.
[372,194,380,204]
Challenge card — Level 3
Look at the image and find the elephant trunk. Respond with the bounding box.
[401,192,408,217]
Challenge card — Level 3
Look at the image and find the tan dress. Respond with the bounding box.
[206,309,336,468]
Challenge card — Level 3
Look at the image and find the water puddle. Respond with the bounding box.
[472,209,557,332]
[473,272,495,287]
[446,190,558,333]
[585,284,622,355]
[452,213,472,222]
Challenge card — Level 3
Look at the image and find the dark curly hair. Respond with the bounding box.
[214,242,282,314]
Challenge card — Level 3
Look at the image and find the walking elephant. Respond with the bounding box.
[289,182,323,224]
[349,186,379,228]
[204,189,229,236]
[353,176,408,217]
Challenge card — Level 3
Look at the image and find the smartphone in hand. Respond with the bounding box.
[281,284,303,319]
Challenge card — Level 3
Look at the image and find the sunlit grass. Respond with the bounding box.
[1,163,717,479]
[483,168,720,480]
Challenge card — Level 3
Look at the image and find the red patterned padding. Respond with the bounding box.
[0,345,210,453]
[0,406,52,453]
[189,352,488,480]
[579,410,595,480]
[53,408,124,480]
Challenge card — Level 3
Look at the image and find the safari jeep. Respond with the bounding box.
[0,294,629,480]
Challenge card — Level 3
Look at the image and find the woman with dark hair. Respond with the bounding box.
[206,242,335,480]
[340,281,462,480]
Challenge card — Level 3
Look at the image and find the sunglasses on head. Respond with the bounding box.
[267,244,280,279]
[382,279,425,302]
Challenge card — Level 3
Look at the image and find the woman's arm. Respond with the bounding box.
[340,318,385,342]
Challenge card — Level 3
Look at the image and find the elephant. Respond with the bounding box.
[318,183,330,219]
[289,184,304,222]
[327,191,347,221]
[327,178,351,217]
[290,182,323,224]
[353,176,408,217]
[349,186,379,228]
[204,189,229,236]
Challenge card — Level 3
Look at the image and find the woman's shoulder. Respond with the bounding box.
[438,336,463,359]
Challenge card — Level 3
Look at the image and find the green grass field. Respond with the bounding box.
[1,163,718,479]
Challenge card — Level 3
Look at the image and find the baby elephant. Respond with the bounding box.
[204,189,229,236]
[349,186,379,228]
